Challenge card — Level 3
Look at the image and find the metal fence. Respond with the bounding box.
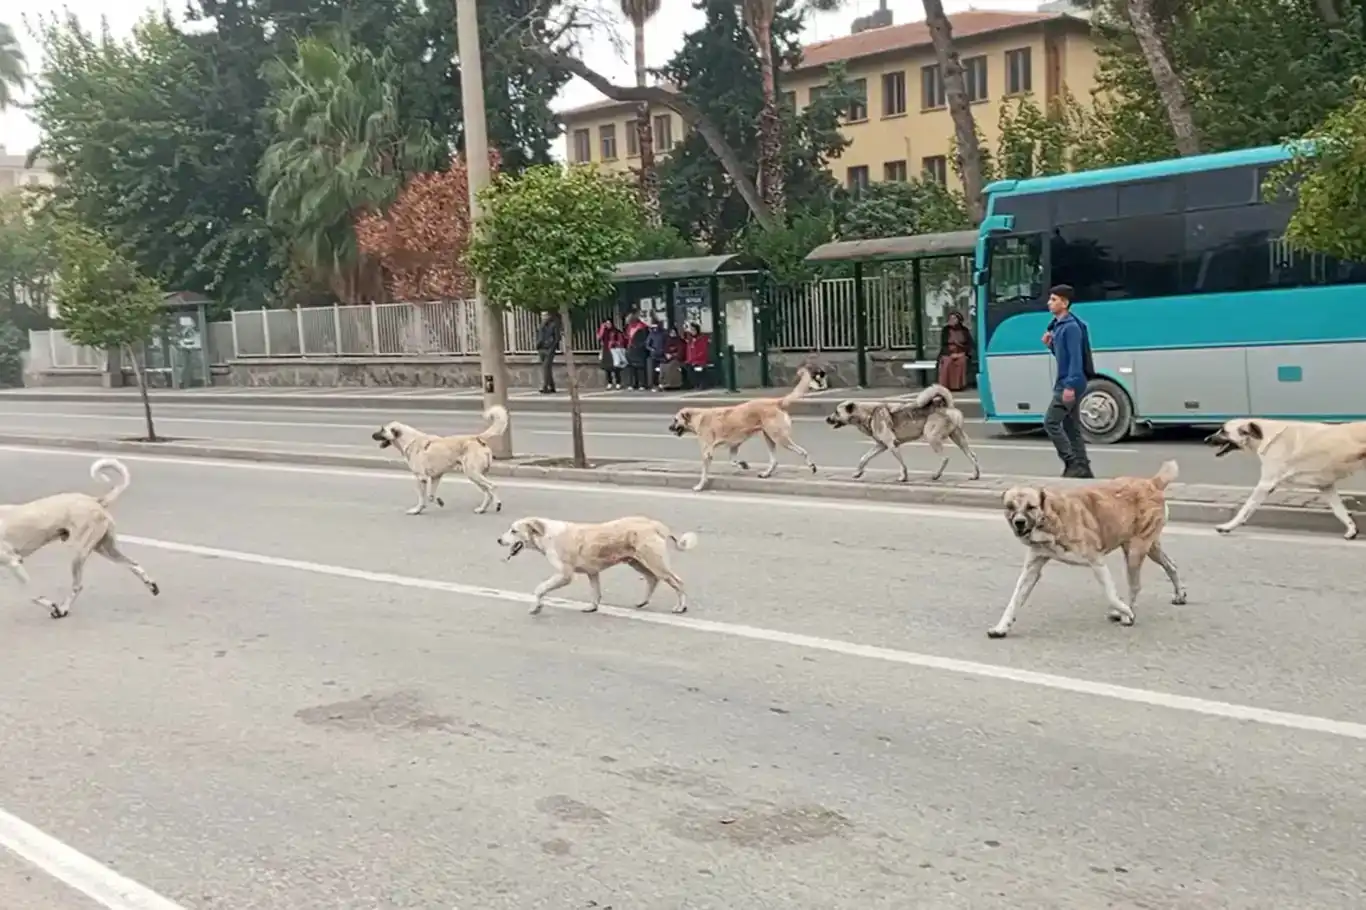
[27,325,236,371]
[228,267,974,359]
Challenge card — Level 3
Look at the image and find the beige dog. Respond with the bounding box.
[988,460,1186,639]
[668,366,828,491]
[825,384,982,482]
[497,516,699,615]
[0,458,160,619]
[1205,417,1366,539]
[372,406,508,515]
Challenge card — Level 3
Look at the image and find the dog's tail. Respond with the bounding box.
[476,405,510,443]
[779,367,820,409]
[91,458,131,507]
[669,530,700,551]
[911,383,955,411]
[1152,459,1179,490]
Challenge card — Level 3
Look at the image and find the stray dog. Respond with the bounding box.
[0,458,160,619]
[988,460,1186,639]
[1205,417,1366,539]
[668,366,828,491]
[825,384,982,482]
[372,406,508,515]
[497,516,699,614]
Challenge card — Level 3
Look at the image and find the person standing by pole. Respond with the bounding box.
[1041,284,1093,478]
[535,311,561,394]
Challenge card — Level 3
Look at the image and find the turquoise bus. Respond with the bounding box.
[973,144,1366,444]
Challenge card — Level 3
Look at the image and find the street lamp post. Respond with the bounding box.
[455,0,513,458]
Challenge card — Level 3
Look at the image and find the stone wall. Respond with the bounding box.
[223,351,934,390]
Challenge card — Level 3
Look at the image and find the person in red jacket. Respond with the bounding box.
[682,322,710,389]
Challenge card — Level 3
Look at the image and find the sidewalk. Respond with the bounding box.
[2,384,984,419]
[0,429,1355,536]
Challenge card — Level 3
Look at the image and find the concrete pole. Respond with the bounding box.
[456,0,513,457]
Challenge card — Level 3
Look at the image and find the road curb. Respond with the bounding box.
[2,389,983,419]
[0,431,1354,537]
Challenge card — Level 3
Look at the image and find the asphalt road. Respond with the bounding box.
[0,445,1364,909]
[0,400,1293,488]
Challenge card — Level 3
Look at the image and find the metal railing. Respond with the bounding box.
[27,326,236,371]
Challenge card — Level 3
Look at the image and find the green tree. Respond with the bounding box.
[837,179,968,242]
[29,13,278,308]
[468,166,644,467]
[0,21,24,110]
[1271,84,1366,262]
[257,31,437,303]
[53,222,164,441]
[0,192,59,327]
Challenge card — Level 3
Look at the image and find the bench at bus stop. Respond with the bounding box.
[902,360,938,386]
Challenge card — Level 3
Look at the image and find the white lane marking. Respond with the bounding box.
[529,429,1140,453]
[0,807,186,910]
[120,533,1366,741]
[0,443,1358,549]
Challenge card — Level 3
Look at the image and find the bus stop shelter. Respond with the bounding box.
[612,254,769,391]
[804,229,979,387]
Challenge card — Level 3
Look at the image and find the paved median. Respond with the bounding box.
[0,429,1357,536]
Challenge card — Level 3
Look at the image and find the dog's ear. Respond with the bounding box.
[1244,421,1262,440]
[1037,489,1047,510]
[390,425,402,439]
[523,518,546,541]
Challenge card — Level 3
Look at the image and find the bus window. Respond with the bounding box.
[1182,204,1283,294]
[983,233,1045,339]
[1184,166,1258,211]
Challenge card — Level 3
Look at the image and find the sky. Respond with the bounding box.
[0,0,1043,158]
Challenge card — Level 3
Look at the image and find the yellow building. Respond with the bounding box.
[558,7,1098,192]
[0,146,56,193]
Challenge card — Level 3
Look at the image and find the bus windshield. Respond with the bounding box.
[983,233,1045,338]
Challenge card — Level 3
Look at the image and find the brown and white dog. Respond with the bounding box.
[988,460,1187,639]
[372,406,508,515]
[1205,417,1366,539]
[667,366,828,491]
[497,516,699,615]
[825,383,981,482]
[0,458,160,619]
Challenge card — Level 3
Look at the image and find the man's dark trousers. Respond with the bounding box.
[1044,392,1091,475]
[538,349,556,392]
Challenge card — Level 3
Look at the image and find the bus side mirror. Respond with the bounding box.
[972,269,987,287]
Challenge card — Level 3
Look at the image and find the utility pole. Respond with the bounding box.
[456,0,513,457]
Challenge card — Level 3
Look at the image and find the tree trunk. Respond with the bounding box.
[753,19,785,217]
[633,21,661,227]
[558,304,588,468]
[535,47,775,228]
[125,343,158,442]
[1316,0,1341,25]
[922,0,987,223]
[1126,0,1201,156]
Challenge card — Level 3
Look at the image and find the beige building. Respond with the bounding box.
[558,7,1099,192]
[0,146,56,192]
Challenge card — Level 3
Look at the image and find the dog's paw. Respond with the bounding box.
[528,602,545,615]
[986,627,1009,639]
[581,604,599,613]
[633,601,650,610]
[692,483,707,492]
[1108,610,1136,626]
[1214,523,1235,535]
[809,464,818,474]
[434,497,445,507]
[736,460,750,470]
[1171,592,1187,605]
[898,474,910,483]
[48,604,68,620]
[757,471,775,479]
[1345,525,1359,540]
[851,470,865,480]
[495,502,503,512]
[672,604,688,614]
[149,583,161,597]
[405,507,424,516]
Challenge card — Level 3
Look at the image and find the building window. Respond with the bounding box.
[883,160,908,182]
[846,165,870,193]
[653,114,673,151]
[962,55,988,102]
[625,120,639,157]
[572,128,591,164]
[921,64,945,109]
[922,155,948,186]
[1005,47,1032,95]
[781,90,797,111]
[600,124,618,161]
[847,78,868,121]
[881,71,907,117]
[809,84,826,105]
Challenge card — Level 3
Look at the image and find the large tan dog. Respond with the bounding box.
[371,406,508,515]
[667,366,828,491]
[497,516,699,614]
[0,458,160,619]
[988,460,1187,639]
[825,383,982,482]
[1205,417,1366,539]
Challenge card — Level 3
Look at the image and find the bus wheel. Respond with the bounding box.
[1079,379,1133,445]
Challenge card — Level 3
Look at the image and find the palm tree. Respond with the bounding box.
[257,32,435,303]
[619,0,662,225]
[739,0,841,218]
[0,22,27,111]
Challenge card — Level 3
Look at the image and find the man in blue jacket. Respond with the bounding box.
[1041,284,1093,478]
